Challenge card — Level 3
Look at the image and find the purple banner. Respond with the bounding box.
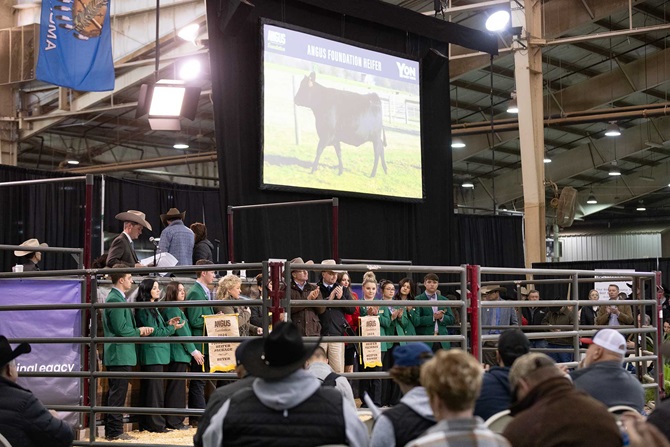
[264,24,419,83]
[0,279,82,425]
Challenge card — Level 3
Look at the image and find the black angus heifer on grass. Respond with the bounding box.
[294,72,388,177]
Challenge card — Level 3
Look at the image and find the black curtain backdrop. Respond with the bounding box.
[532,258,668,302]
[208,0,458,265]
[456,214,524,269]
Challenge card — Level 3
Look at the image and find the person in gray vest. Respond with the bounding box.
[306,346,356,408]
[370,342,435,447]
[201,321,369,447]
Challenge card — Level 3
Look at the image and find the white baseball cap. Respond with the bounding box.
[580,329,626,356]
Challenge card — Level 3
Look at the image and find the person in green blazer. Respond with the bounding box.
[378,279,405,406]
[414,273,455,352]
[185,259,216,426]
[135,279,184,432]
[102,266,154,441]
[162,281,205,430]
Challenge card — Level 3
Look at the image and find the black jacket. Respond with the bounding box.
[193,239,214,264]
[317,281,355,336]
[0,376,74,447]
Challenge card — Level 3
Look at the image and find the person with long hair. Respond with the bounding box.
[339,271,360,374]
[134,279,184,432]
[190,222,214,264]
[162,281,204,430]
[396,277,418,338]
[579,289,600,326]
[379,279,407,406]
[359,272,382,407]
[215,274,263,336]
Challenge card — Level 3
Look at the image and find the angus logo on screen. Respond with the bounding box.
[262,23,424,201]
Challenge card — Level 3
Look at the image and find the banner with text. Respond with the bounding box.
[360,315,382,369]
[204,314,240,373]
[36,0,114,91]
[0,279,82,425]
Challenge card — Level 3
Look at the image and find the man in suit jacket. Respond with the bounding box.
[185,259,216,426]
[106,210,153,268]
[103,265,154,441]
[481,285,519,366]
[414,273,455,351]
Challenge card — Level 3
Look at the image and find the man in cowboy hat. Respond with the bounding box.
[201,322,368,447]
[289,257,324,338]
[159,207,194,266]
[481,285,519,366]
[317,259,355,374]
[106,210,153,267]
[14,238,48,271]
[0,336,75,447]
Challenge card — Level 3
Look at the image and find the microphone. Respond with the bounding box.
[149,237,160,246]
[214,239,220,245]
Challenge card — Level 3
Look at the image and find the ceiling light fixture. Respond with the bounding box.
[136,80,201,131]
[66,159,80,165]
[177,23,200,43]
[451,138,466,149]
[179,59,202,81]
[604,122,621,137]
[543,157,551,163]
[586,192,597,204]
[506,91,518,114]
[485,10,510,32]
[462,181,475,188]
[608,160,621,176]
[173,143,189,149]
[636,202,646,211]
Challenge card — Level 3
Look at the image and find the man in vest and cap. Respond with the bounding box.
[0,336,74,447]
[159,207,194,266]
[14,238,48,271]
[201,321,369,447]
[106,210,153,267]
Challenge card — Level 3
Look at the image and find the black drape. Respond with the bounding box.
[208,0,458,265]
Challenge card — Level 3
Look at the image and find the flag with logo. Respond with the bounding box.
[36,0,114,91]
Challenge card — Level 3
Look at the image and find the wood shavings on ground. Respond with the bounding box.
[102,427,196,444]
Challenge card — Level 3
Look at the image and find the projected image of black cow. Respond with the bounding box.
[294,72,388,177]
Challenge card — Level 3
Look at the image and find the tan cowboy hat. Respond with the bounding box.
[115,210,153,231]
[290,257,314,265]
[160,207,186,225]
[320,259,343,273]
[481,285,507,294]
[14,238,48,257]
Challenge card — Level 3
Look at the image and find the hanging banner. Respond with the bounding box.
[36,0,115,91]
[0,279,82,425]
[360,315,382,368]
[203,314,240,373]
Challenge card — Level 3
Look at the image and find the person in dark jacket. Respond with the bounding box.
[520,289,548,349]
[14,238,48,271]
[191,222,214,264]
[474,329,530,421]
[579,289,600,326]
[289,257,324,337]
[0,335,74,447]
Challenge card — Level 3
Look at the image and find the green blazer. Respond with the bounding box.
[135,308,176,365]
[162,307,197,364]
[415,292,455,349]
[378,303,414,351]
[103,288,140,367]
[185,282,214,355]
[360,301,390,352]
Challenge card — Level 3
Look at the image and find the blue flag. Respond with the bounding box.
[36,0,114,92]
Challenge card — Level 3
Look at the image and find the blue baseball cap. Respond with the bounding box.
[393,342,433,367]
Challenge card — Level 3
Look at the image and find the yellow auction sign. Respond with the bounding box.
[203,314,240,373]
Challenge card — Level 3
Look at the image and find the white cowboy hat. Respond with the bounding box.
[320,259,343,273]
[115,210,153,231]
[14,238,48,257]
[480,285,507,294]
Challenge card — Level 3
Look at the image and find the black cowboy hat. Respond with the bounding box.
[0,336,31,369]
[239,322,320,380]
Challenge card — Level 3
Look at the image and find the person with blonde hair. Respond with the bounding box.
[407,349,509,447]
[216,274,262,336]
[359,271,382,407]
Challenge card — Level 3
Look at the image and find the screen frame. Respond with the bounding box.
[258,18,426,203]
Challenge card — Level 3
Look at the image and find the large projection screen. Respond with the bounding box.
[261,22,424,201]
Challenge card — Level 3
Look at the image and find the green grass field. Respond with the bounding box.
[262,64,423,199]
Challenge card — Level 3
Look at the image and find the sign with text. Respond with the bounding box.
[204,314,240,373]
[360,315,382,368]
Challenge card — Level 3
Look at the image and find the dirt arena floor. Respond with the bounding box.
[102,427,197,444]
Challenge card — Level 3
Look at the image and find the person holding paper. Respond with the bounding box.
[135,279,184,432]
[359,271,382,407]
[106,210,153,268]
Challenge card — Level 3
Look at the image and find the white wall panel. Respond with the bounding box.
[559,233,661,262]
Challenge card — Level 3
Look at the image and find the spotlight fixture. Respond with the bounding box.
[462,181,475,188]
[586,192,597,204]
[604,122,621,137]
[177,23,200,43]
[485,10,510,32]
[136,80,201,131]
[179,59,202,81]
[451,138,466,149]
[608,161,621,176]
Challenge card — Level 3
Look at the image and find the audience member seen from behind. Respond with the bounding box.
[185,259,216,427]
[161,281,204,430]
[414,273,456,352]
[579,289,600,326]
[502,353,622,447]
[102,266,154,441]
[200,322,369,447]
[306,346,356,408]
[570,328,645,413]
[596,284,633,326]
[14,238,48,271]
[215,274,263,336]
[339,271,360,374]
[134,279,184,433]
[407,349,510,447]
[190,222,214,264]
[0,336,74,447]
[359,271,382,407]
[194,340,256,447]
[474,329,531,421]
[541,301,576,363]
[158,207,194,266]
[370,343,436,447]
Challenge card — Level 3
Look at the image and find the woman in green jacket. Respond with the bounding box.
[162,281,204,430]
[135,279,183,432]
